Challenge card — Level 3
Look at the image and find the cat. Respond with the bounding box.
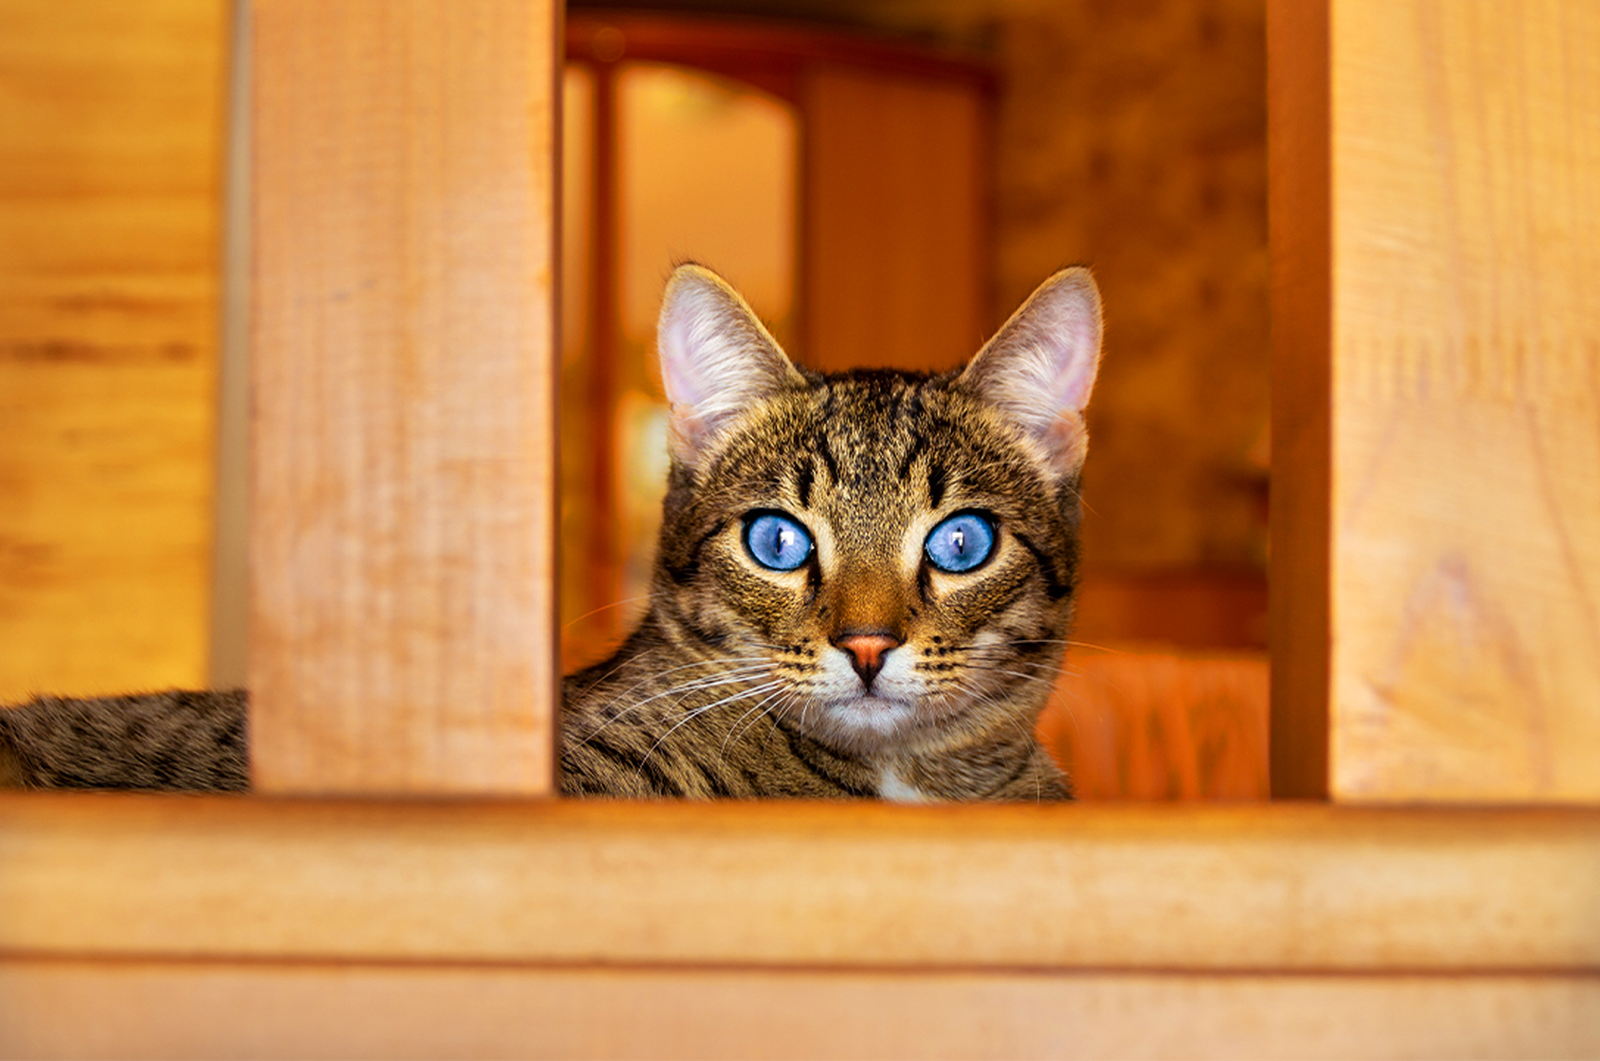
[0,263,1102,801]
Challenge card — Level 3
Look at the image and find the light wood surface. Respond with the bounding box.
[1319,0,1600,801]
[3,959,1595,1060]
[2,796,1596,972]
[0,0,226,701]
[248,0,561,794]
[800,63,988,372]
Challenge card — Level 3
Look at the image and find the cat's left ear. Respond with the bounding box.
[958,267,1103,474]
[657,263,806,467]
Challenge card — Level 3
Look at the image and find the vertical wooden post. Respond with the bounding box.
[249,0,561,794]
[1272,0,1600,802]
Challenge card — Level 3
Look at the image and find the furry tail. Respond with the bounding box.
[0,689,248,792]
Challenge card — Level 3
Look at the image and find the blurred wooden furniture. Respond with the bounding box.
[3,0,1599,1056]
[1047,568,1271,801]
[1040,649,1269,800]
[564,13,994,376]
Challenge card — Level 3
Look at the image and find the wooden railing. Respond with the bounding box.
[2,0,1598,1055]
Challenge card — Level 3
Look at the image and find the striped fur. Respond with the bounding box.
[561,265,1101,800]
[0,689,247,791]
[0,266,1102,801]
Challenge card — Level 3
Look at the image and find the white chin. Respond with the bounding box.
[824,695,916,741]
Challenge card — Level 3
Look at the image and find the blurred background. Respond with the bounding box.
[0,0,1269,798]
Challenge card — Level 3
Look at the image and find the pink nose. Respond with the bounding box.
[833,632,901,687]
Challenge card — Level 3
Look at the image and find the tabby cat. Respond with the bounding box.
[0,264,1103,801]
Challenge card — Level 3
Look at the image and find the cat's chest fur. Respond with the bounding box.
[876,766,932,804]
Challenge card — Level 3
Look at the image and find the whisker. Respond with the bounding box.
[562,594,655,630]
[641,679,789,764]
[576,665,774,745]
[721,685,795,753]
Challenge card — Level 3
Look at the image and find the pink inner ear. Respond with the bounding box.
[1055,315,1100,414]
[658,308,709,411]
[654,267,804,465]
[665,409,705,465]
[1030,286,1102,416]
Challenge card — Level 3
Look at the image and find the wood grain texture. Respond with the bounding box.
[1266,0,1332,797]
[248,0,560,793]
[0,0,226,701]
[2,959,1596,1060]
[2,796,1596,972]
[1327,0,1600,801]
[800,64,989,373]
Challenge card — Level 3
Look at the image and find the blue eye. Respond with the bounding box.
[924,512,996,573]
[744,511,814,571]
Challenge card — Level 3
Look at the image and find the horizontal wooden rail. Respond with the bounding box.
[2,796,1596,973]
[4,959,1596,1059]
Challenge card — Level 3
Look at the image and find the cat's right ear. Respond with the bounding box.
[656,264,805,466]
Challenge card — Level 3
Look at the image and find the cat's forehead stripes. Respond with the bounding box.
[815,377,1040,506]
[702,372,1056,525]
[926,461,948,509]
[795,457,815,509]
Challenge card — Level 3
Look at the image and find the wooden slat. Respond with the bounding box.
[0,0,226,701]
[1329,0,1600,801]
[1266,0,1332,799]
[248,0,560,793]
[2,796,1596,972]
[3,959,1596,1060]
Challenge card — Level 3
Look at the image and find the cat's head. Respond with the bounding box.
[651,263,1102,757]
